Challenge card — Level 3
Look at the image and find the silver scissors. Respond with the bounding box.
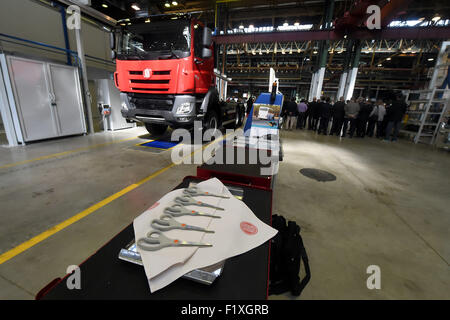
[183,186,230,199]
[164,204,221,218]
[174,195,224,211]
[151,214,214,233]
[137,230,212,251]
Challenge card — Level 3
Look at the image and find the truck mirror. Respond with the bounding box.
[202,48,212,59]
[109,32,116,50]
[202,27,212,47]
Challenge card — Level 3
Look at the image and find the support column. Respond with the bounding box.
[74,27,94,134]
[308,0,334,100]
[336,72,348,99]
[343,40,361,101]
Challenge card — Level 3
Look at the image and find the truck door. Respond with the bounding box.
[193,23,213,94]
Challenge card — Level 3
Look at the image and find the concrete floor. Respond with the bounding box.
[0,127,448,299]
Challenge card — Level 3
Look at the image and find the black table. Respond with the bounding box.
[40,176,272,300]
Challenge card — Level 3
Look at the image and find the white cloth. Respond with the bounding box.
[133,178,278,293]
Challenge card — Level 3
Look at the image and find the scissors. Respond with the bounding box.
[183,186,230,199]
[137,230,213,251]
[164,204,221,219]
[174,195,224,211]
[151,214,214,233]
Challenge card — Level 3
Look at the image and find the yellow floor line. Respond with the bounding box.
[0,133,230,265]
[0,136,140,170]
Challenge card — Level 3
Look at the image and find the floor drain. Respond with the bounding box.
[299,168,336,182]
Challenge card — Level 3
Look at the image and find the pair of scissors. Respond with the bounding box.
[183,186,230,199]
[137,230,212,251]
[164,204,221,219]
[174,195,224,211]
[151,214,214,233]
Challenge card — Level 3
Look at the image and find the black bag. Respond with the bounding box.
[269,215,311,296]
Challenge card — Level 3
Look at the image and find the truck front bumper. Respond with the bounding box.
[120,93,201,127]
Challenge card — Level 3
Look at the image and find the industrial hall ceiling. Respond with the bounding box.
[82,0,450,97]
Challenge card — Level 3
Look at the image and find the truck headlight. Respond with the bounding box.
[176,102,193,114]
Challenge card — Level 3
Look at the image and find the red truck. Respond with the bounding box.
[112,14,245,136]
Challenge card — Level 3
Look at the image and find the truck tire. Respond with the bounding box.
[237,106,245,127]
[203,110,219,137]
[145,123,168,136]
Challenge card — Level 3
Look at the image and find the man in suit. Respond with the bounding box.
[330,96,346,136]
[318,97,332,135]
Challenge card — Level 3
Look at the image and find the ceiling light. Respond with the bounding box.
[294,21,300,26]
[386,57,391,60]
[249,24,254,29]
[165,2,170,7]
[428,58,434,61]
[120,23,126,26]
[172,1,178,5]
[239,23,244,29]
[283,21,288,27]
[102,4,108,8]
[378,64,382,67]
[313,50,318,54]
[432,16,441,22]
[145,19,150,23]
[131,4,140,10]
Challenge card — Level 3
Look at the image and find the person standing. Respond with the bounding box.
[284,97,298,130]
[384,94,407,142]
[330,96,346,136]
[357,98,373,138]
[308,97,318,130]
[296,99,308,129]
[313,97,323,132]
[246,96,254,116]
[318,97,332,135]
[343,97,360,138]
[367,99,386,138]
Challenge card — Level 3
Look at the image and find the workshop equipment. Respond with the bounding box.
[174,195,225,211]
[137,230,213,252]
[164,204,221,218]
[183,186,230,199]
[151,214,215,233]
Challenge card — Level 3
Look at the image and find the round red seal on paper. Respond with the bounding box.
[148,202,159,210]
[240,222,258,235]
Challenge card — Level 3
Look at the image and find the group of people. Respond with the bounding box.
[281,94,408,142]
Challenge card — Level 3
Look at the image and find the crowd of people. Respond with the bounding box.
[281,94,408,142]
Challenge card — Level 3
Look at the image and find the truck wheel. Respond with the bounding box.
[204,110,219,136]
[237,107,245,127]
[145,123,167,136]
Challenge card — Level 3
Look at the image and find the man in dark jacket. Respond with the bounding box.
[356,98,373,138]
[312,97,323,132]
[284,97,298,130]
[246,96,254,116]
[384,94,408,142]
[307,97,318,130]
[318,97,332,135]
[330,96,346,136]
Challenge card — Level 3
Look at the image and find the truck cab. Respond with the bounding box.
[113,15,244,136]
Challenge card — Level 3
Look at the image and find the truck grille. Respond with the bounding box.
[129,93,174,111]
[128,70,172,92]
[129,70,171,75]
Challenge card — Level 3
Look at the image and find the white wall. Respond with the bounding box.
[0,0,114,75]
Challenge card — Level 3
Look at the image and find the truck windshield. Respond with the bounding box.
[117,20,191,60]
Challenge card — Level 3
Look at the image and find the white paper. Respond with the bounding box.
[133,180,226,279]
[140,178,278,293]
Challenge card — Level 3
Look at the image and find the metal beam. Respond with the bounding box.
[213,27,450,44]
